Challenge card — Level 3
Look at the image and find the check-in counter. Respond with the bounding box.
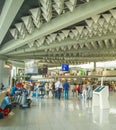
[103,70,116,76]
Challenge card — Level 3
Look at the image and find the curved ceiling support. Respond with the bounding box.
[0,0,116,53]
[0,0,24,45]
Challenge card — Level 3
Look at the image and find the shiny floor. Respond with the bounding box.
[0,92,116,130]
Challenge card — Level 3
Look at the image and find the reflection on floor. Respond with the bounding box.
[0,92,116,130]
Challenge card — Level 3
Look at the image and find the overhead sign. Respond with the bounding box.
[62,64,69,71]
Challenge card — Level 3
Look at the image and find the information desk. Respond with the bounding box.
[92,86,110,109]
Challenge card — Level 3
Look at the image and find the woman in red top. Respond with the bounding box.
[76,84,81,95]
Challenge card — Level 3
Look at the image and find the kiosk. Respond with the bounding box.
[92,86,110,109]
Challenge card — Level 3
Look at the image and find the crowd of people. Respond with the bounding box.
[71,82,93,100]
[29,78,70,100]
[0,78,95,118]
[1,77,116,119]
[13,79,93,101]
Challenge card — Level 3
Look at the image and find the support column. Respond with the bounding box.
[93,61,96,71]
[0,60,11,88]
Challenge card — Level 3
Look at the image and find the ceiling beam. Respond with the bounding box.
[6,32,116,55]
[42,57,116,63]
[97,41,104,49]
[85,42,92,49]
[104,39,111,49]
[6,50,116,60]
[111,39,116,48]
[0,0,116,53]
[0,0,24,45]
[7,48,116,57]
[8,60,24,68]
[0,55,8,60]
[8,55,116,62]
[90,41,98,49]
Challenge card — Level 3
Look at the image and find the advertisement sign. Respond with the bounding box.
[25,60,38,74]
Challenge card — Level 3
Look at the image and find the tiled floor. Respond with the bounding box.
[0,92,116,130]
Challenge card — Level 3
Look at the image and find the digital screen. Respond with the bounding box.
[62,64,69,71]
[95,86,105,92]
[38,64,48,75]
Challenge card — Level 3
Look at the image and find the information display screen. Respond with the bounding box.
[38,64,48,75]
[95,86,105,92]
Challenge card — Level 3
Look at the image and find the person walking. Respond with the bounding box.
[55,79,63,100]
[63,79,70,100]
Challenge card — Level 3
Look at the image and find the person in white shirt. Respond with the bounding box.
[55,79,63,100]
[82,83,87,100]
[45,83,49,97]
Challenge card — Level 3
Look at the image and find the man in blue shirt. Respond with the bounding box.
[63,79,70,99]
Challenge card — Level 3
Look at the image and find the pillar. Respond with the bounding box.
[0,60,11,88]
[93,61,96,71]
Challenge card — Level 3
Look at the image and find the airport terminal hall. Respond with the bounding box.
[1,0,116,130]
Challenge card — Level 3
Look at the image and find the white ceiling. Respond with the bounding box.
[0,0,116,67]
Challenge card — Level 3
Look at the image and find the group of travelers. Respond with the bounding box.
[0,79,94,118]
[54,79,70,100]
[13,79,93,101]
[71,82,93,100]
[31,79,93,101]
[0,84,32,118]
[31,79,70,100]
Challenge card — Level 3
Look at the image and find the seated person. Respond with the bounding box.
[0,92,12,113]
